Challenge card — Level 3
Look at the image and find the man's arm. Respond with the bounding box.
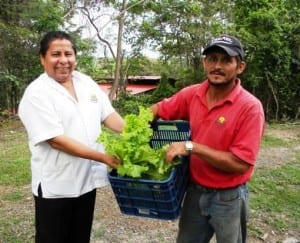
[166,141,250,174]
[150,104,159,120]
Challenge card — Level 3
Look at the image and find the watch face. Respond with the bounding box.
[186,141,193,150]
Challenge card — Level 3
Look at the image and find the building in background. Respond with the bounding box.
[98,76,160,97]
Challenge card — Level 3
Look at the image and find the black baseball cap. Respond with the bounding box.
[203,35,245,59]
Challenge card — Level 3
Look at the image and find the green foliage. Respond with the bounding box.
[98,106,177,180]
[112,91,152,116]
[125,0,234,70]
[149,72,176,103]
[1,0,300,123]
[234,0,300,120]
[93,58,116,79]
[125,56,158,76]
[75,38,101,78]
[111,71,182,117]
[0,0,67,112]
[28,0,65,33]
[123,0,300,121]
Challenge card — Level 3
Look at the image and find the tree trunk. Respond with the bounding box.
[109,0,127,101]
[266,73,279,121]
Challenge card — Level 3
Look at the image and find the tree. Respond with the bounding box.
[0,0,65,113]
[125,0,234,84]
[109,0,127,100]
[234,0,300,121]
[75,0,146,100]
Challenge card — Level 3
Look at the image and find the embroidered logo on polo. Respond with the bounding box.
[90,94,98,103]
[215,116,226,126]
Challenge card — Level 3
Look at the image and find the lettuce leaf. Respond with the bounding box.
[98,106,178,180]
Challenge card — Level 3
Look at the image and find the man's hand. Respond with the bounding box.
[166,142,189,163]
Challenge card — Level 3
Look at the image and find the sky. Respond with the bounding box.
[71,7,159,59]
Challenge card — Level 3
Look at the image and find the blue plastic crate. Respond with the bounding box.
[150,120,190,149]
[109,120,190,220]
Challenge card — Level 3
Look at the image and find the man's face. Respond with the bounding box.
[202,48,245,87]
[40,39,76,83]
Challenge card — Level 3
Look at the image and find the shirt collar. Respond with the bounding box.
[197,78,242,107]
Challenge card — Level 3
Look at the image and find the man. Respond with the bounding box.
[18,31,124,242]
[151,34,265,243]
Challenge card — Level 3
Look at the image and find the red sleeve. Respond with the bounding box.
[157,85,198,120]
[231,104,265,165]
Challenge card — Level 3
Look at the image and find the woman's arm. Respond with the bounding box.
[47,135,120,168]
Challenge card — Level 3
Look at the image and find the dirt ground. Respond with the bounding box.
[0,119,299,243]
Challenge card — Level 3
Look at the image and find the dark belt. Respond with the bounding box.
[190,182,245,193]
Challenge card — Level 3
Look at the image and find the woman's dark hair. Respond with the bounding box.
[39,31,77,57]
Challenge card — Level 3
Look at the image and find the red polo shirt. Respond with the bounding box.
[157,79,265,188]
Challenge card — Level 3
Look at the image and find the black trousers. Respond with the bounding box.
[34,185,96,243]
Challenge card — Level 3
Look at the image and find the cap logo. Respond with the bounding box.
[203,34,244,59]
[213,36,233,45]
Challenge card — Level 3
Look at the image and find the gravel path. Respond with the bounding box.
[91,185,179,243]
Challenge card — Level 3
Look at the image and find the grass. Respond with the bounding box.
[0,119,300,242]
[0,121,31,186]
[247,125,300,238]
[0,119,34,242]
[261,134,287,147]
[0,158,31,185]
[249,158,300,236]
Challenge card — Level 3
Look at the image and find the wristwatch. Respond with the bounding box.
[185,141,193,155]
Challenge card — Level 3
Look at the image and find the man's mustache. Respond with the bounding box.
[209,70,225,76]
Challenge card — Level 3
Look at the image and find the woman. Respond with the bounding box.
[18,31,124,242]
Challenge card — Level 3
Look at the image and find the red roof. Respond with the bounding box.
[99,83,157,96]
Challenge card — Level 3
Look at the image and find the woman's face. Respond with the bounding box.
[40,38,76,83]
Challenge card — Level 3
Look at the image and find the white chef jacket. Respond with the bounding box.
[18,71,115,198]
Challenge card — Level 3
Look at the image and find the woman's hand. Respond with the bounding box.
[103,154,121,169]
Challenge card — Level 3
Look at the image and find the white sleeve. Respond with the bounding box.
[18,89,63,146]
[97,87,116,122]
